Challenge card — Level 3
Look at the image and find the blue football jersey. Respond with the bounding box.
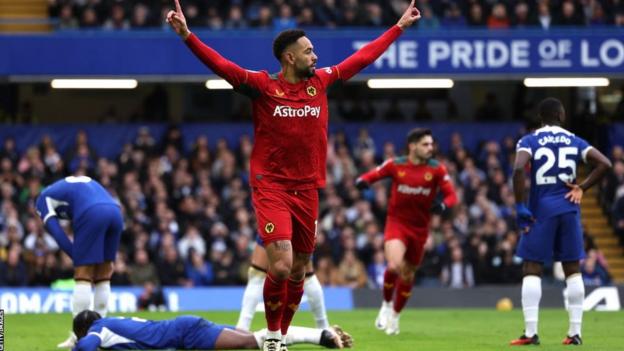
[516,126,592,219]
[35,176,118,224]
[73,316,223,351]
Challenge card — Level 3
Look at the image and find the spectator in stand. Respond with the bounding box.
[581,250,612,286]
[467,2,486,26]
[0,246,28,286]
[334,250,368,288]
[0,125,616,291]
[556,0,584,26]
[537,1,553,29]
[512,2,536,28]
[441,246,475,288]
[441,2,467,27]
[129,249,159,286]
[488,3,510,29]
[186,249,214,286]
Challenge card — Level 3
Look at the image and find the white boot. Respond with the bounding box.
[263,338,282,351]
[375,301,392,330]
[57,332,77,348]
[385,312,400,335]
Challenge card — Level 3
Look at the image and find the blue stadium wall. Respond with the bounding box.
[1,29,623,78]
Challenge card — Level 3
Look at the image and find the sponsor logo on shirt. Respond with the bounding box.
[273,105,321,118]
[397,184,432,196]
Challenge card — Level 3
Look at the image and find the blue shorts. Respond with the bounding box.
[176,316,230,350]
[256,234,264,247]
[72,204,123,266]
[516,211,585,263]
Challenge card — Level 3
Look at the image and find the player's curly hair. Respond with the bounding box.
[73,310,102,339]
[273,29,306,62]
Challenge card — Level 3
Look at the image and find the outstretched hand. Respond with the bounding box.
[166,0,191,40]
[397,0,421,30]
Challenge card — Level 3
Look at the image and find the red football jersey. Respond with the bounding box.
[359,156,458,228]
[185,26,404,190]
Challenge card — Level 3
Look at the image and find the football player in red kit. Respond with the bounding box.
[167,1,421,350]
[356,128,457,335]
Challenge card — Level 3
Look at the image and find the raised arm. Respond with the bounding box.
[334,1,421,82]
[167,0,263,90]
[356,159,394,189]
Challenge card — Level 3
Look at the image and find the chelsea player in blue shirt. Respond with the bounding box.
[71,310,352,350]
[510,98,612,346]
[36,176,123,348]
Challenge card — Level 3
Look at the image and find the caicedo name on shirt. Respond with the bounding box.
[538,135,572,146]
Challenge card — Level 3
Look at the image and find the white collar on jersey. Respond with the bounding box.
[533,125,574,136]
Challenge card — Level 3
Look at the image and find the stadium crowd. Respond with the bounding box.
[0,126,618,288]
[49,0,624,31]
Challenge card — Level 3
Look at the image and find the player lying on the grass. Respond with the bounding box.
[237,236,329,331]
[71,310,353,351]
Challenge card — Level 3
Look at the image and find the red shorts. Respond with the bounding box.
[252,187,318,254]
[384,218,428,266]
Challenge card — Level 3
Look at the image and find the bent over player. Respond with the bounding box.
[356,128,457,335]
[510,98,612,346]
[167,1,421,349]
[36,176,123,348]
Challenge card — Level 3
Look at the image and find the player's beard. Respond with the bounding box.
[415,150,433,162]
[296,64,315,78]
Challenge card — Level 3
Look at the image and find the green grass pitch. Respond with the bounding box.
[5,309,624,350]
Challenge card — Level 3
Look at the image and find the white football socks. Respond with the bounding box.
[93,280,111,317]
[521,275,542,337]
[566,273,584,337]
[282,326,323,345]
[236,266,266,330]
[72,281,92,317]
[304,274,329,329]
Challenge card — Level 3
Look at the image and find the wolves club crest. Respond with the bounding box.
[306,86,317,97]
[265,222,275,234]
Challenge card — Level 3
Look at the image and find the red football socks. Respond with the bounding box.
[280,278,305,335]
[393,277,414,313]
[383,269,399,302]
[263,272,287,332]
